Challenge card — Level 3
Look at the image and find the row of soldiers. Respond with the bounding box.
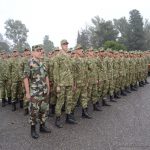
[0,39,150,130]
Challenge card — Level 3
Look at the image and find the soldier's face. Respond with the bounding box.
[13,51,19,57]
[24,50,30,56]
[41,50,45,58]
[61,43,68,51]
[32,49,42,59]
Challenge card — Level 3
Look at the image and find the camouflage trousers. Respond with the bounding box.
[72,85,88,110]
[114,76,120,93]
[87,83,99,104]
[108,78,115,96]
[120,75,126,90]
[49,84,57,105]
[101,80,109,97]
[97,80,104,99]
[29,97,49,125]
[55,86,73,117]
[11,81,23,102]
[0,80,11,99]
[125,73,130,87]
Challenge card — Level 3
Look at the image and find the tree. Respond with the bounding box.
[143,19,150,50]
[113,17,130,49]
[5,19,29,52]
[103,41,127,51]
[43,35,54,51]
[89,16,119,48]
[128,9,145,50]
[77,28,90,50]
[0,33,3,41]
[13,42,31,51]
[0,42,10,52]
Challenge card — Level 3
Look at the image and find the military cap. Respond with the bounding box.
[0,50,6,55]
[67,50,72,53]
[13,49,18,52]
[54,47,60,51]
[99,49,105,52]
[87,47,94,51]
[24,48,30,51]
[71,51,76,54]
[32,44,43,51]
[61,39,69,45]
[75,44,82,50]
[1,50,6,53]
[119,50,124,53]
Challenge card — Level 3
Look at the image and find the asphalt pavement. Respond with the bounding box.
[1,79,150,150]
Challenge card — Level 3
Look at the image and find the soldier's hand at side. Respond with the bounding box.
[26,93,31,100]
[56,86,61,93]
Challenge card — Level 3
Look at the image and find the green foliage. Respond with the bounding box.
[144,19,150,50]
[90,16,119,48]
[13,42,31,51]
[103,41,127,51]
[113,17,130,48]
[77,27,90,50]
[128,9,145,50]
[0,42,10,52]
[5,19,29,52]
[43,35,54,51]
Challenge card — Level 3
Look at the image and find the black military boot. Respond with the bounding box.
[139,81,144,87]
[110,95,117,102]
[71,110,78,122]
[49,104,55,117]
[66,114,78,124]
[141,81,145,85]
[130,85,137,91]
[55,116,63,128]
[24,108,29,116]
[125,86,131,93]
[120,89,127,96]
[102,99,111,106]
[114,91,121,99]
[20,100,23,108]
[31,125,39,139]
[2,98,6,107]
[7,97,12,104]
[145,79,149,84]
[12,101,16,111]
[40,123,51,133]
[134,83,138,89]
[82,108,92,119]
[93,103,102,111]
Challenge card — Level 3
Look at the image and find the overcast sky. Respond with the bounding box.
[0,0,149,48]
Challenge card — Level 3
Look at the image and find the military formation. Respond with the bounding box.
[0,39,150,139]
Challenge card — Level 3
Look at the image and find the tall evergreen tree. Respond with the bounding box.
[43,35,54,51]
[128,9,145,50]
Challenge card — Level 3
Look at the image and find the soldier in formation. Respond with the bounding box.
[0,40,150,139]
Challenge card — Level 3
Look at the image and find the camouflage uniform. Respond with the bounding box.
[24,58,49,125]
[86,57,99,104]
[72,57,88,110]
[0,56,11,106]
[10,57,23,104]
[53,52,73,117]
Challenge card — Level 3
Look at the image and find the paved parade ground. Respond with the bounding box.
[1,79,150,150]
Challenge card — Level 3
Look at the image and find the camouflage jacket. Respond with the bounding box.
[24,58,48,100]
[53,53,73,86]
